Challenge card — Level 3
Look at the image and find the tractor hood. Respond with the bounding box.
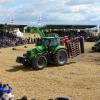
[26,45,45,59]
[33,45,45,52]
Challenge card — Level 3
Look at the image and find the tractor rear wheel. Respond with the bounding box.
[32,54,47,70]
[54,49,68,66]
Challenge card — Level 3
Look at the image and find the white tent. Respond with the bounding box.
[14,28,23,37]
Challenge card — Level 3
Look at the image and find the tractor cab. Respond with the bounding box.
[42,37,60,47]
[36,37,61,53]
[36,37,60,48]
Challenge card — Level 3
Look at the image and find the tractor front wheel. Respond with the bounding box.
[54,49,68,66]
[32,54,47,70]
[22,58,31,67]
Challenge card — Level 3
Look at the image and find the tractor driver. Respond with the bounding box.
[44,39,50,52]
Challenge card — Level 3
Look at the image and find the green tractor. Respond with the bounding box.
[16,37,68,70]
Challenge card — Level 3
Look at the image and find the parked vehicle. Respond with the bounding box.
[92,40,100,52]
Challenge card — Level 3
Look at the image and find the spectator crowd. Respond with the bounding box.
[0,32,40,48]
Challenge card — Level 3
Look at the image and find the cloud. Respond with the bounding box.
[43,12,85,24]
[91,16,100,21]
[0,0,100,25]
[66,0,100,5]
[0,0,15,4]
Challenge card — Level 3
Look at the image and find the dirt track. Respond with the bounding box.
[0,42,100,100]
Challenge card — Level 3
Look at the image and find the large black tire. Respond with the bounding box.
[53,49,68,66]
[23,59,31,67]
[22,58,31,67]
[32,54,47,70]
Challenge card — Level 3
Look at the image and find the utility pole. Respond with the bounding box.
[10,16,14,33]
[97,25,100,34]
[3,23,7,47]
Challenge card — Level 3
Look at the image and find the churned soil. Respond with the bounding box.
[0,42,100,100]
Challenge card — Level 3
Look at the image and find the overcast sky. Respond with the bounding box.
[0,0,100,25]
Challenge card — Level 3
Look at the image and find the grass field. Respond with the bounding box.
[0,42,100,100]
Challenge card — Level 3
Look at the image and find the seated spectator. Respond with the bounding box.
[0,81,14,100]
